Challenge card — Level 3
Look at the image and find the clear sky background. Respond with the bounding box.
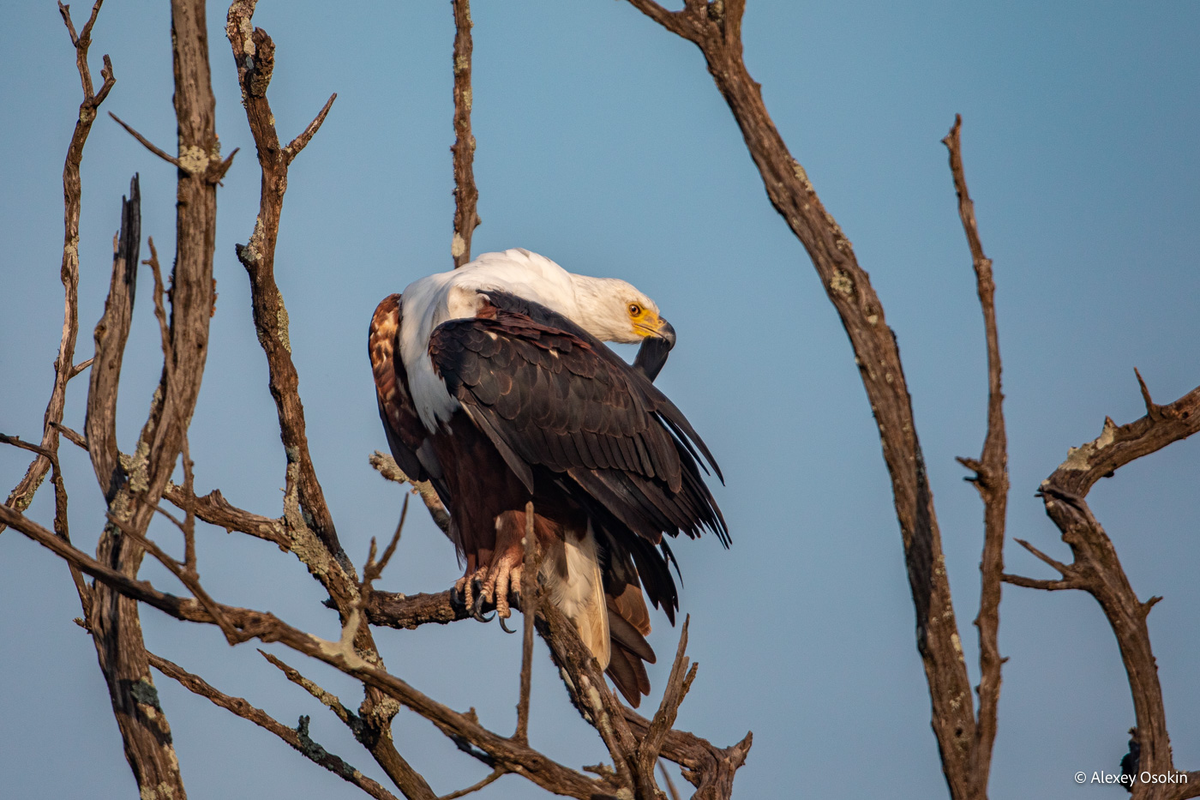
[2,1,1198,798]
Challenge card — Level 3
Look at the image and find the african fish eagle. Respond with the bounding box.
[369,248,727,706]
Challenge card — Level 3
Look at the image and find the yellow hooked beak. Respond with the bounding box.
[633,312,676,345]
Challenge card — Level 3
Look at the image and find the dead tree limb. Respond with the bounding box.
[0,434,91,615]
[148,651,401,800]
[76,0,222,793]
[944,115,1009,797]
[1005,380,1200,799]
[515,502,539,745]
[6,490,751,799]
[84,177,191,800]
[2,0,114,530]
[225,1,342,567]
[0,503,617,800]
[223,7,446,797]
[624,1,974,794]
[451,0,480,267]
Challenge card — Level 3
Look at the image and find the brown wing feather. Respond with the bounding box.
[429,308,727,548]
[369,294,429,483]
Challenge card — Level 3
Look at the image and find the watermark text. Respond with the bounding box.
[1075,771,1188,786]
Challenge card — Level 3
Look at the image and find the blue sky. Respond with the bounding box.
[2,1,1198,798]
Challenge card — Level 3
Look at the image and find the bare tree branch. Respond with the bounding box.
[2,0,115,531]
[514,502,538,744]
[0,503,616,800]
[637,617,698,782]
[77,175,191,798]
[84,177,139,501]
[1044,385,1200,497]
[7,493,751,798]
[260,650,358,730]
[165,484,290,548]
[225,1,345,571]
[944,114,1009,796]
[148,651,401,800]
[451,0,479,267]
[0,434,92,615]
[1011,537,1073,577]
[108,112,181,167]
[624,2,971,794]
[284,92,337,163]
[535,599,668,798]
[999,574,1077,592]
[1008,379,1200,797]
[438,769,503,800]
[223,11,453,797]
[76,0,223,792]
[622,708,752,800]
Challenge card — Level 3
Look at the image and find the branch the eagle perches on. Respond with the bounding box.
[4,1,1198,799]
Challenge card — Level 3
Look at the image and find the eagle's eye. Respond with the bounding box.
[628,303,643,317]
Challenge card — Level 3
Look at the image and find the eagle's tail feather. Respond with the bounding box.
[605,587,656,707]
[543,525,611,670]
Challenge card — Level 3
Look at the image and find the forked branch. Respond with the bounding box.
[1006,378,1200,798]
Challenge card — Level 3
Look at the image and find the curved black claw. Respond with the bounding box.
[472,592,495,623]
[498,615,517,634]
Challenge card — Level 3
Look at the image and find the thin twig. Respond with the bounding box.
[362,497,408,610]
[284,93,337,163]
[1134,367,1163,421]
[0,434,53,459]
[259,650,358,729]
[0,435,92,613]
[144,237,173,367]
[180,435,197,574]
[1012,538,1072,576]
[438,768,504,800]
[659,761,682,800]
[69,357,94,378]
[109,112,182,167]
[50,422,87,450]
[638,616,697,781]
[515,500,538,743]
[1000,573,1077,592]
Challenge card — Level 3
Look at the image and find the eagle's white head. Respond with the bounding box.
[570,274,675,346]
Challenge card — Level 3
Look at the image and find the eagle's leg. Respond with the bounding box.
[478,511,528,622]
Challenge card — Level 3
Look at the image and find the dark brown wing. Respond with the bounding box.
[428,303,727,548]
